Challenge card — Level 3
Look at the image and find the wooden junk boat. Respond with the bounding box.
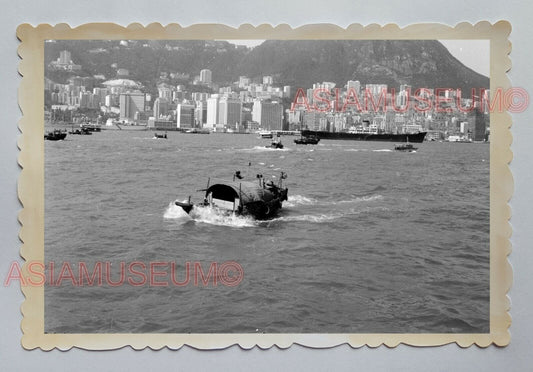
[294,135,320,145]
[394,143,417,152]
[175,172,288,220]
[44,129,67,141]
[266,138,284,149]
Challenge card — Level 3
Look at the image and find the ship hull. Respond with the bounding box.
[104,124,148,131]
[301,130,427,143]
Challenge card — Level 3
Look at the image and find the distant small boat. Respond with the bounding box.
[266,137,284,149]
[394,143,417,152]
[184,128,210,134]
[258,131,273,139]
[80,123,102,132]
[294,135,320,145]
[104,120,148,131]
[154,132,167,139]
[44,129,67,141]
[69,126,92,135]
[175,172,288,220]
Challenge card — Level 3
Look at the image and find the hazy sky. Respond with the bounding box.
[439,40,490,77]
[225,39,490,77]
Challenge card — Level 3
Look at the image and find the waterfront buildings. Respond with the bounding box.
[119,92,145,122]
[252,99,283,131]
[206,95,220,129]
[218,96,242,130]
[176,103,195,129]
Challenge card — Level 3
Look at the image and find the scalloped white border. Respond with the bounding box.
[17,22,512,350]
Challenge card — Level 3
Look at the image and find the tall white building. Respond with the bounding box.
[153,97,169,119]
[283,86,291,98]
[239,76,250,88]
[200,69,212,84]
[158,85,172,101]
[218,97,242,130]
[59,50,71,65]
[252,99,283,131]
[206,95,220,128]
[347,80,361,94]
[119,92,145,122]
[176,103,195,129]
[263,76,273,85]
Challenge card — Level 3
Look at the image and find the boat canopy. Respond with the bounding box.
[206,181,276,205]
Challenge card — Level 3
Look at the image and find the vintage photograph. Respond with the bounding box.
[17,22,512,349]
[43,37,490,334]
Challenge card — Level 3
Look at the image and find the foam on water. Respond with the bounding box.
[190,205,257,227]
[285,194,382,208]
[163,202,191,219]
[239,146,290,152]
[331,195,384,205]
[276,194,385,223]
[284,195,318,207]
[164,201,256,227]
[373,149,393,152]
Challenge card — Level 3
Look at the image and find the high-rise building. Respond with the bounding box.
[263,76,273,85]
[252,99,283,131]
[239,76,250,88]
[177,103,195,128]
[283,86,291,98]
[469,108,487,141]
[218,97,242,130]
[59,50,71,65]
[365,84,388,97]
[191,92,209,101]
[119,92,146,122]
[153,97,169,119]
[206,95,220,128]
[200,69,212,84]
[347,80,361,94]
[158,85,172,101]
[195,100,207,127]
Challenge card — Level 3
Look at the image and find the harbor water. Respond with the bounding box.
[44,129,490,333]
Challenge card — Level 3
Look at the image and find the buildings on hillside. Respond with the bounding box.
[45,49,489,138]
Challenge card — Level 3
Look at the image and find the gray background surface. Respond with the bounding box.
[1,1,531,370]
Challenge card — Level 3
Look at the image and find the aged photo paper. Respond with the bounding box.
[17,22,512,350]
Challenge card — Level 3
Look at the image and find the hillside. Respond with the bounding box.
[44,39,488,95]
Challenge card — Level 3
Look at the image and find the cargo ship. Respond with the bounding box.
[301,130,427,143]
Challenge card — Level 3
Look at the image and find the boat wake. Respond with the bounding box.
[190,205,257,227]
[164,193,384,227]
[331,195,383,205]
[274,194,386,224]
[163,202,256,228]
[373,149,393,152]
[284,194,383,208]
[268,205,388,224]
[284,195,318,207]
[163,203,190,221]
[239,146,290,152]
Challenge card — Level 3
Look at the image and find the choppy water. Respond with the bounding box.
[44,128,489,333]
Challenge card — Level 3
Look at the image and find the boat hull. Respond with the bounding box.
[104,124,148,131]
[176,180,288,220]
[301,130,427,143]
[294,136,320,145]
[44,131,67,141]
